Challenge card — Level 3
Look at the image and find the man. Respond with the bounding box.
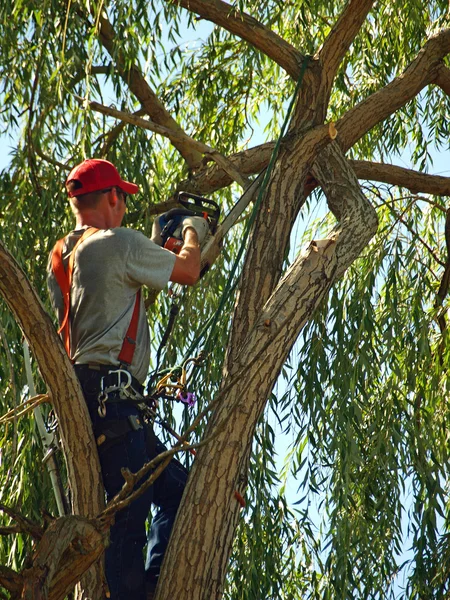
[47,158,208,600]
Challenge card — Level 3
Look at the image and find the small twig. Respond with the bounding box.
[0,394,49,425]
[0,504,44,540]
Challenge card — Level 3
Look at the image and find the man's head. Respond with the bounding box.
[66,159,139,198]
[66,159,139,228]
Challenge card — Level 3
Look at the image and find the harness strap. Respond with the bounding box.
[52,228,100,357]
[118,289,141,366]
[51,228,141,365]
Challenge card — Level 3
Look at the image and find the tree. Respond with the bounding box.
[0,0,450,598]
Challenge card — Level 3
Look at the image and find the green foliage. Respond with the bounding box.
[0,1,449,598]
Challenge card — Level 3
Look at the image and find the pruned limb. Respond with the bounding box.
[90,8,203,170]
[434,63,450,96]
[24,516,108,600]
[318,0,375,102]
[338,28,450,151]
[168,0,303,80]
[83,99,250,189]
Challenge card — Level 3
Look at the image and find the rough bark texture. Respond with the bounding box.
[0,243,105,599]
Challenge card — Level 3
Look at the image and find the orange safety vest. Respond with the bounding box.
[51,227,140,365]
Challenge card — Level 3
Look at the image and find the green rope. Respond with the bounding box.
[183,55,311,364]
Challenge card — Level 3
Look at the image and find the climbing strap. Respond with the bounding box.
[51,227,141,364]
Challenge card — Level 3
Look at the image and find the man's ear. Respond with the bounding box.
[109,188,119,207]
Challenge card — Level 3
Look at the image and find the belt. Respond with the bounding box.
[74,364,144,396]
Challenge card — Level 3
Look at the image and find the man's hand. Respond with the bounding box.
[175,216,209,245]
[151,214,209,247]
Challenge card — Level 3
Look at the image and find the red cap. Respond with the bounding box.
[66,159,139,197]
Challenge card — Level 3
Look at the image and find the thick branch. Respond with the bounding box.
[159,145,377,600]
[338,28,450,151]
[434,63,450,96]
[318,0,375,104]
[90,9,203,170]
[174,137,450,200]
[0,241,104,598]
[169,0,303,79]
[312,141,378,279]
[350,160,450,196]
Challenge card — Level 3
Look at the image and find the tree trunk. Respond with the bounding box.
[0,243,106,599]
[157,142,378,599]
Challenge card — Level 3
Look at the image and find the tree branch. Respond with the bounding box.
[80,7,204,170]
[83,98,250,188]
[318,0,375,102]
[434,63,450,96]
[172,140,450,199]
[0,503,44,541]
[97,108,146,158]
[337,28,450,151]
[350,160,450,195]
[168,0,304,79]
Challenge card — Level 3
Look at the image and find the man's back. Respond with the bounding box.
[47,226,175,382]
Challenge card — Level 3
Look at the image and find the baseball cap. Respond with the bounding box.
[66,159,140,197]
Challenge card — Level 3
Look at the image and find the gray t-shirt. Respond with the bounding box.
[47,227,176,383]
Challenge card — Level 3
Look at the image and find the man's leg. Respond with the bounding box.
[145,439,188,588]
[99,418,153,600]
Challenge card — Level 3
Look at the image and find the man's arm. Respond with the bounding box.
[170,227,201,285]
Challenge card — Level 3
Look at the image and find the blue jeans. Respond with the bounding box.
[75,366,187,600]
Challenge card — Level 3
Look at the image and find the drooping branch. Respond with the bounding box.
[83,98,250,188]
[338,28,450,151]
[168,0,304,79]
[78,6,203,170]
[434,208,450,334]
[317,0,375,102]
